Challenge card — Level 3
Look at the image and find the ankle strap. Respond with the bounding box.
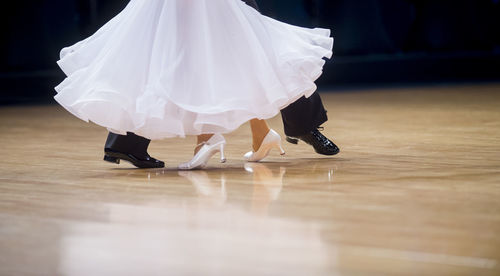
[196,141,207,147]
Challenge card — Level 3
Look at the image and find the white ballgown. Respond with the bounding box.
[55,0,333,140]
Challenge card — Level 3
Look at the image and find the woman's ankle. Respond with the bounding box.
[195,134,214,155]
[252,129,271,151]
[250,119,270,151]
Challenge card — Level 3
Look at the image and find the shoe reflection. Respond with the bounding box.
[178,171,227,205]
[245,163,286,215]
[174,160,337,211]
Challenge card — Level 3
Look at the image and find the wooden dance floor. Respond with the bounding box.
[1,83,499,275]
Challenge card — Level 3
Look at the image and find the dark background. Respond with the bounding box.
[1,0,499,105]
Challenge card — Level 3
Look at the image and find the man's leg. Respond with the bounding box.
[104,132,165,168]
[280,93,327,137]
[281,94,339,155]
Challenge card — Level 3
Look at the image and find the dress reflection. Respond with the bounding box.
[59,161,339,274]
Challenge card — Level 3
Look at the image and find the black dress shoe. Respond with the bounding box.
[104,148,165,168]
[286,129,340,155]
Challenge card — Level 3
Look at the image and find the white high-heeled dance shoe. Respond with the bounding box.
[178,134,226,170]
[244,129,285,162]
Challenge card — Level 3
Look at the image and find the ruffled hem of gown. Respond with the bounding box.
[54,0,333,140]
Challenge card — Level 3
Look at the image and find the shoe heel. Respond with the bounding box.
[278,144,285,156]
[220,144,226,163]
[104,155,120,164]
[286,136,299,144]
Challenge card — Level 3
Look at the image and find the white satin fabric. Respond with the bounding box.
[55,0,333,139]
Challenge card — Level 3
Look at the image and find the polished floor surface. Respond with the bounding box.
[1,83,499,275]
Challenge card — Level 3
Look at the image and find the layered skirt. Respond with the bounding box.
[55,0,333,139]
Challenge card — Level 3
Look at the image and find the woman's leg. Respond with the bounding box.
[244,119,284,161]
[192,119,270,158]
[249,119,270,151]
[195,134,214,155]
[195,119,269,154]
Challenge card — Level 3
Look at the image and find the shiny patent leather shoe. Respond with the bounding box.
[178,134,226,170]
[285,128,339,156]
[104,149,165,168]
[244,129,285,162]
